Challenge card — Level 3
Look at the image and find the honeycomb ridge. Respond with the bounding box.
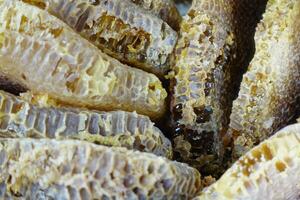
[0,90,172,158]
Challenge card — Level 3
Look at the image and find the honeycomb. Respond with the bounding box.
[0,0,298,198]
[0,90,172,158]
[22,0,178,76]
[130,0,182,31]
[227,0,300,159]
[0,0,167,119]
[169,0,266,176]
[195,123,300,200]
[0,138,201,199]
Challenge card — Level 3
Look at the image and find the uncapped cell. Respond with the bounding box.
[169,0,266,176]
[0,74,26,95]
[194,123,300,200]
[0,90,172,158]
[0,138,202,199]
[0,0,167,119]
[130,0,181,30]
[227,0,300,159]
[22,0,178,76]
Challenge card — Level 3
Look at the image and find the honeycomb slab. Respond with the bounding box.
[0,0,167,119]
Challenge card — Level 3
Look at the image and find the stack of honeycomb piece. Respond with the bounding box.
[0,0,299,198]
[0,0,204,199]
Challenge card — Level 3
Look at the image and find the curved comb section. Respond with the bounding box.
[0,138,201,199]
[22,0,178,76]
[170,0,266,176]
[228,0,300,159]
[0,90,172,158]
[0,0,167,119]
[194,123,300,200]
